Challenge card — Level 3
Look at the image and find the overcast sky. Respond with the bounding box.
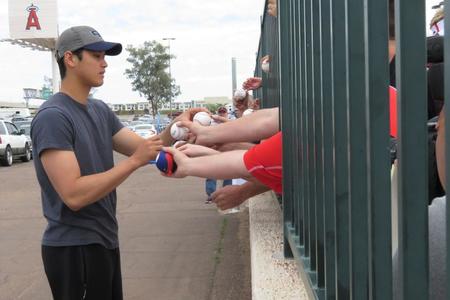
[0,0,264,104]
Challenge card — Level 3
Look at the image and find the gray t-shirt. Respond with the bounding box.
[31,93,123,249]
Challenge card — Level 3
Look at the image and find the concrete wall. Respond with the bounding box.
[248,191,308,300]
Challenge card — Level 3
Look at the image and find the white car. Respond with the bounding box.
[0,120,32,166]
[133,124,157,139]
[14,122,33,159]
[127,120,144,132]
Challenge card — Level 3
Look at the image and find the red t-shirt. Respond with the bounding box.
[243,132,283,194]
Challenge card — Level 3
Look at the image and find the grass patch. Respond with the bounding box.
[214,217,228,265]
[208,216,229,299]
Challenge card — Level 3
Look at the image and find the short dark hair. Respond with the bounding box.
[57,48,83,79]
[389,0,395,40]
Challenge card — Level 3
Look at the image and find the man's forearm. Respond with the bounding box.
[241,180,271,199]
[64,157,140,211]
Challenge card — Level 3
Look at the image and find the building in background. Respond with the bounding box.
[0,99,45,116]
[107,96,232,113]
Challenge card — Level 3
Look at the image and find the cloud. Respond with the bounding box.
[0,0,264,104]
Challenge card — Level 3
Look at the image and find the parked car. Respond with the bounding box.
[0,120,32,166]
[133,124,157,139]
[11,116,29,123]
[13,121,33,159]
[138,116,153,123]
[127,120,144,132]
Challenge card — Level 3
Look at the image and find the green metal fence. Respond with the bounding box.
[255,0,436,298]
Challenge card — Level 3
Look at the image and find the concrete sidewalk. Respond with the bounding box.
[0,154,251,299]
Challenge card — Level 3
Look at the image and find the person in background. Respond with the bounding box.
[232,88,251,118]
[204,106,232,204]
[430,5,444,36]
[267,0,277,17]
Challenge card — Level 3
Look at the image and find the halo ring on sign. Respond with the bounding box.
[26,4,39,12]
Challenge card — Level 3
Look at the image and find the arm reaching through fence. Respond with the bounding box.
[161,132,283,194]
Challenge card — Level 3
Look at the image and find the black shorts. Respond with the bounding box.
[42,244,123,300]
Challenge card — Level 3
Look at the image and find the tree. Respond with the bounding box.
[125,41,180,116]
[205,103,225,114]
[40,76,53,100]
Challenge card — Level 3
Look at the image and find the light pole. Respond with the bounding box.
[163,37,176,118]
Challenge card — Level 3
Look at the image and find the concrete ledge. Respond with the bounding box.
[249,191,308,300]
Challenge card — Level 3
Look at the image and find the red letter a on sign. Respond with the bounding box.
[26,8,41,30]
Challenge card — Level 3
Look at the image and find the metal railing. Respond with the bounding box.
[254,0,444,298]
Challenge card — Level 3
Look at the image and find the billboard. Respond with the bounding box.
[8,0,58,39]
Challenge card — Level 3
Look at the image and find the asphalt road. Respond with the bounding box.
[0,154,250,300]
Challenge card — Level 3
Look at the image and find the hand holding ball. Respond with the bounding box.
[193,112,212,126]
[170,122,189,141]
[154,150,177,176]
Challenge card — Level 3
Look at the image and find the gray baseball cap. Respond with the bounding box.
[55,26,122,59]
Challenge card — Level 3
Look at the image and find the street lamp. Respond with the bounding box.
[163,37,176,118]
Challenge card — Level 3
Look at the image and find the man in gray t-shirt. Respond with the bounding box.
[31,26,200,300]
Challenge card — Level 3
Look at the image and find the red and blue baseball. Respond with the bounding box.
[151,150,177,176]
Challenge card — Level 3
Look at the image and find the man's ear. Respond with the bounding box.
[64,51,78,68]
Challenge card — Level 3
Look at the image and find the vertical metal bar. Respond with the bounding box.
[279,0,294,259]
[445,1,450,298]
[306,0,317,275]
[289,0,298,239]
[313,0,325,289]
[321,0,336,297]
[346,0,369,297]
[395,0,428,298]
[274,9,281,107]
[293,0,307,254]
[269,10,280,108]
[292,0,303,242]
[331,0,351,297]
[301,0,311,260]
[364,0,392,298]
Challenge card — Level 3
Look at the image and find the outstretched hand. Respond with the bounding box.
[177,143,219,157]
[212,185,248,210]
[174,107,209,123]
[242,77,262,90]
[161,146,189,178]
[175,120,212,146]
[211,115,229,124]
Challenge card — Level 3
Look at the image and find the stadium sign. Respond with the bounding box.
[9,0,58,40]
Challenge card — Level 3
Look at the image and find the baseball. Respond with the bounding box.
[243,108,254,116]
[234,88,247,99]
[193,112,212,126]
[170,122,189,140]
